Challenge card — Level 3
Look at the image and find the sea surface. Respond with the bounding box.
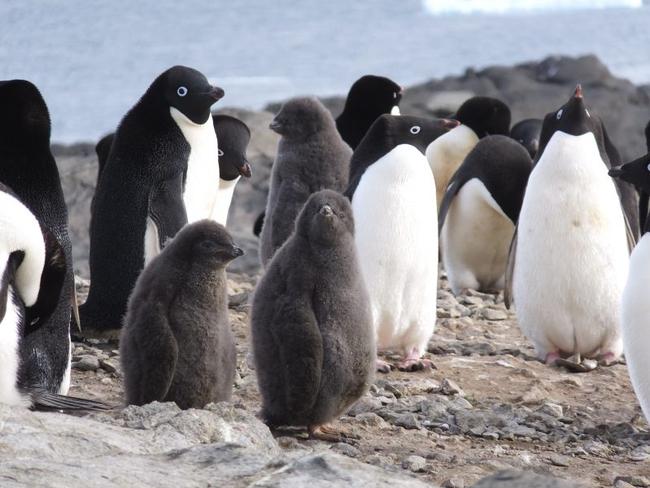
[1,0,649,143]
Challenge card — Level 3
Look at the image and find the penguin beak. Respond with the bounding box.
[319,205,334,217]
[574,84,583,99]
[238,160,252,178]
[207,86,225,101]
[269,120,283,133]
[442,119,461,130]
[230,245,244,258]
[608,166,623,178]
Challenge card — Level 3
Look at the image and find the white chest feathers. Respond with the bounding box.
[622,233,650,424]
[513,131,628,359]
[0,287,28,407]
[426,124,479,210]
[171,107,220,223]
[352,144,438,355]
[211,177,240,226]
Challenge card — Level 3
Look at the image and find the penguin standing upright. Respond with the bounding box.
[609,151,650,422]
[439,135,532,295]
[507,85,632,367]
[210,114,252,226]
[0,80,73,394]
[427,96,511,209]
[80,66,223,338]
[346,114,457,372]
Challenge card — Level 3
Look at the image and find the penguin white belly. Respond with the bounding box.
[143,217,161,266]
[0,288,28,407]
[353,144,438,355]
[513,132,628,358]
[441,178,514,294]
[426,124,479,210]
[57,341,72,395]
[171,107,220,223]
[211,177,240,226]
[621,234,650,423]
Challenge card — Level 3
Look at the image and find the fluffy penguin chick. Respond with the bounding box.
[251,190,374,441]
[120,220,242,409]
[439,135,532,294]
[509,85,630,365]
[610,152,650,422]
[259,97,352,266]
[427,96,511,210]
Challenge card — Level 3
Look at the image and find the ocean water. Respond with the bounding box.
[1,0,649,143]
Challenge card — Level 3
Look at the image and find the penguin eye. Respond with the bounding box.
[585,109,591,118]
[217,149,224,157]
[646,164,650,172]
[393,92,398,99]
[556,109,563,120]
[198,240,218,252]
[177,86,188,97]
[410,126,421,135]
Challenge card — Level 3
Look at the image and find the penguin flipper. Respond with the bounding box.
[270,180,311,252]
[71,283,81,333]
[438,179,464,234]
[27,388,114,411]
[253,211,265,237]
[504,226,518,309]
[149,174,188,249]
[624,212,637,254]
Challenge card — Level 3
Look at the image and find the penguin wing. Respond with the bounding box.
[148,174,188,249]
[253,211,265,237]
[270,180,311,252]
[26,388,114,411]
[504,226,518,309]
[438,178,465,234]
[269,296,323,416]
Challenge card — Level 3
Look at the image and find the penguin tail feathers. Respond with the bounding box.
[27,389,115,411]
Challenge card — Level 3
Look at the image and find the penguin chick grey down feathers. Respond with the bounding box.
[259,97,352,266]
[120,220,241,409]
[251,190,374,439]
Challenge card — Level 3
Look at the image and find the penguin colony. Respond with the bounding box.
[1,66,650,443]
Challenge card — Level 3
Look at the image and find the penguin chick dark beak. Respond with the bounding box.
[269,120,283,133]
[238,161,252,178]
[574,84,583,99]
[608,166,623,178]
[231,246,244,257]
[442,119,461,130]
[319,205,334,217]
[207,86,225,101]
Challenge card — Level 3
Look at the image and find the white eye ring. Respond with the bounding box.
[410,126,421,134]
[556,109,563,120]
[393,92,398,99]
[177,86,188,97]
[585,109,591,117]
[218,149,224,157]
[646,163,650,172]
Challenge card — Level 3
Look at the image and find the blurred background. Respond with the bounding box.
[1,0,649,143]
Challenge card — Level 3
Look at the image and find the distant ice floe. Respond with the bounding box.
[423,0,643,15]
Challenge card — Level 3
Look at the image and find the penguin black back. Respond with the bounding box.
[213,114,252,181]
[510,118,542,159]
[95,132,115,181]
[455,96,511,138]
[346,114,458,199]
[336,75,402,150]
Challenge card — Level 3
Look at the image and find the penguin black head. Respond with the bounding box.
[609,154,650,194]
[213,115,252,181]
[168,220,243,266]
[455,97,511,138]
[150,66,224,125]
[343,75,402,117]
[269,97,335,140]
[297,190,354,247]
[510,118,543,159]
[95,132,115,176]
[0,80,51,147]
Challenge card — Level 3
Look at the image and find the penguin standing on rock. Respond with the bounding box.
[507,85,633,370]
[346,114,458,372]
[259,97,351,266]
[0,80,74,394]
[120,220,241,409]
[609,150,650,422]
[252,190,374,441]
[81,66,223,339]
[427,96,511,209]
[439,135,532,295]
[210,114,252,226]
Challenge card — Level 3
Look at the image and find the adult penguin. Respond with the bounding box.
[80,66,223,339]
[510,118,542,159]
[506,85,633,370]
[636,120,650,231]
[0,80,74,393]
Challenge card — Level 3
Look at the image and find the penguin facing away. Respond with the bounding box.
[120,220,241,409]
[439,135,532,295]
[427,96,511,210]
[510,118,542,159]
[347,114,458,372]
[0,80,74,394]
[251,190,374,441]
[81,66,221,339]
[609,152,650,423]
[259,97,352,266]
[507,85,631,367]
[210,114,252,226]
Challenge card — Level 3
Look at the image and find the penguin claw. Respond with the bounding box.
[309,425,359,445]
[376,359,393,374]
[397,358,435,372]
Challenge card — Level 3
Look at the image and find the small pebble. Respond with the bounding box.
[402,455,427,473]
[332,443,361,458]
[548,454,570,467]
[99,358,118,373]
[614,476,650,487]
[440,378,465,397]
[482,308,508,321]
[72,356,99,372]
[442,477,465,488]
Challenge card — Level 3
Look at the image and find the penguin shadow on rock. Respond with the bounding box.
[0,79,78,397]
[0,182,111,410]
[346,114,458,373]
[252,74,402,238]
[120,220,242,409]
[505,84,635,373]
[80,66,224,341]
[258,97,351,267]
[251,190,374,443]
[609,149,650,424]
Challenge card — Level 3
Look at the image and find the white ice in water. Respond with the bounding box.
[423,0,642,15]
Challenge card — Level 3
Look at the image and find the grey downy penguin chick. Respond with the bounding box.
[120,220,242,409]
[259,97,352,266]
[251,190,374,441]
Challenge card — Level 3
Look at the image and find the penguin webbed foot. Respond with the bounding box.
[549,352,598,373]
[598,351,622,367]
[308,424,360,445]
[376,359,394,374]
[396,347,435,372]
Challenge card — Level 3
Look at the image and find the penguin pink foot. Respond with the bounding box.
[309,424,360,445]
[376,359,393,373]
[599,352,620,366]
[397,348,434,372]
[544,351,561,365]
